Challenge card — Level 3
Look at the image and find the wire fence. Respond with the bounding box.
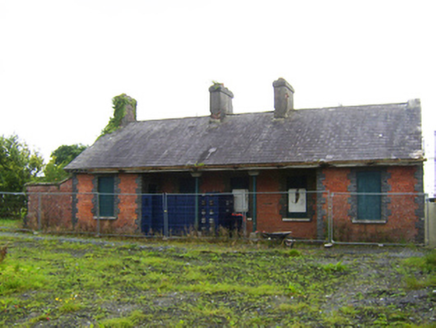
[0,192,27,219]
[0,191,432,245]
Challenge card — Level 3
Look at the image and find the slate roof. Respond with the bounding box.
[65,100,423,172]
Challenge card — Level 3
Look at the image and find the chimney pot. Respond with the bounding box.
[273,78,294,118]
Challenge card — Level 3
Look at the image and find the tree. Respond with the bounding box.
[0,135,44,218]
[41,158,69,182]
[41,144,87,182]
[51,144,87,166]
[0,135,43,191]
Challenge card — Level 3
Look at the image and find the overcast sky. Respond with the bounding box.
[1,0,435,194]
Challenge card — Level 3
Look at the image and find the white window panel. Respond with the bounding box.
[233,189,249,212]
[288,188,306,213]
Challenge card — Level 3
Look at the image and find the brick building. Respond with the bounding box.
[28,78,425,242]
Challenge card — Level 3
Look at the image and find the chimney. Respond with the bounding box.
[273,78,294,118]
[120,96,137,127]
[209,83,233,121]
[407,98,421,110]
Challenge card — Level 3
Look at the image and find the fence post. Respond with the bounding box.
[428,198,436,247]
[192,173,201,231]
[426,194,429,246]
[252,177,257,232]
[248,171,259,232]
[328,191,332,244]
[96,192,100,237]
[37,193,42,231]
[163,193,168,237]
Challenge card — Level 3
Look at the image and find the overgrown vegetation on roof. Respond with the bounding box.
[100,93,137,138]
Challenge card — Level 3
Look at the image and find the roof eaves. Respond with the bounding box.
[74,157,425,174]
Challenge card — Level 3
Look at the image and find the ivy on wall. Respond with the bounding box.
[100,94,137,138]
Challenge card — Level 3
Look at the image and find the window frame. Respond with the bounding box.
[96,176,116,219]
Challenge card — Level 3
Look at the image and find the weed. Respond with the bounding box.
[276,301,318,314]
[323,310,354,326]
[403,250,436,273]
[321,261,348,273]
[98,317,135,328]
[59,301,85,313]
[98,310,150,327]
[0,261,48,296]
[287,283,303,296]
[389,311,408,322]
[339,305,358,316]
[0,219,23,230]
[373,313,389,326]
[404,276,422,290]
[0,244,7,263]
[404,275,436,290]
[402,250,436,290]
[28,314,51,324]
[425,250,436,269]
[287,249,302,257]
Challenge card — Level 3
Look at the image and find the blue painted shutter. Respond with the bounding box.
[98,177,114,217]
[357,171,381,221]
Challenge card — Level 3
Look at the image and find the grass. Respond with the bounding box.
[0,218,23,230]
[403,249,436,290]
[0,235,435,327]
[98,310,150,328]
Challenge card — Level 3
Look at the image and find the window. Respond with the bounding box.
[98,176,115,217]
[357,171,381,221]
[286,176,308,219]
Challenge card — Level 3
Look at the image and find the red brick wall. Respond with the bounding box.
[114,173,139,233]
[324,166,421,243]
[322,167,351,241]
[26,165,422,242]
[256,171,283,232]
[26,178,73,230]
[386,166,419,242]
[200,172,226,193]
[388,166,417,192]
[255,171,318,239]
[75,174,96,232]
[74,173,141,234]
[322,167,351,193]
